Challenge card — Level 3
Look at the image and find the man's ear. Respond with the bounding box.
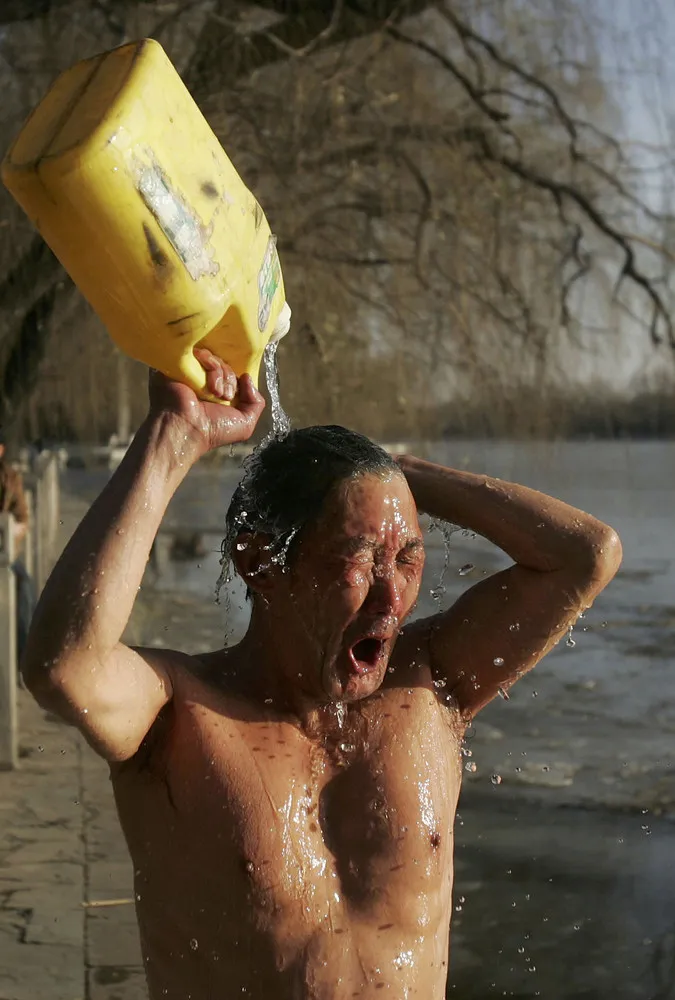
[231,532,281,597]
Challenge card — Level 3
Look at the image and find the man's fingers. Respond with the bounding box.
[193,347,220,370]
[237,374,263,408]
[222,368,237,401]
[194,348,238,400]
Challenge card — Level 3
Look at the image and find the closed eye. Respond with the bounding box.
[397,541,424,566]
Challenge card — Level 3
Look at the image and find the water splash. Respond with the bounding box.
[335,702,346,730]
[263,340,291,438]
[214,556,236,645]
[428,517,461,606]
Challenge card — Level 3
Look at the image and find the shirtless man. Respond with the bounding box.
[22,352,622,1000]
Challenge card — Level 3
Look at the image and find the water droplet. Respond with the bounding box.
[493,657,504,666]
[509,622,520,632]
[190,938,198,951]
[339,742,355,753]
[465,762,477,773]
[458,563,474,576]
[490,774,502,785]
[518,946,525,954]
[532,690,538,698]
[37,745,44,752]
[498,686,510,700]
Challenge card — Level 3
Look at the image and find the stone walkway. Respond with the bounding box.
[0,690,145,1000]
[0,490,147,1000]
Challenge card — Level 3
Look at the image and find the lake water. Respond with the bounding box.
[62,439,675,997]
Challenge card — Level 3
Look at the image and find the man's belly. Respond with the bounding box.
[137,879,452,1000]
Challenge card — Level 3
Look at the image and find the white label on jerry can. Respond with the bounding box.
[136,160,219,281]
[258,235,281,331]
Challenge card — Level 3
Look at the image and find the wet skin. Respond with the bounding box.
[22,356,621,1000]
[114,473,461,1000]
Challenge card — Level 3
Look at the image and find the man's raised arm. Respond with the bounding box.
[22,353,264,761]
[397,455,622,720]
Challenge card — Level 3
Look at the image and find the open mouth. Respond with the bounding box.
[349,637,386,675]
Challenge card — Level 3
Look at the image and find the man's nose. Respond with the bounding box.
[366,566,401,614]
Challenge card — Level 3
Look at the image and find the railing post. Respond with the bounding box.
[23,488,35,581]
[33,451,60,592]
[0,512,18,770]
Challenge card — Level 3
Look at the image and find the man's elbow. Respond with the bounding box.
[578,524,623,591]
[21,652,62,709]
[20,634,73,708]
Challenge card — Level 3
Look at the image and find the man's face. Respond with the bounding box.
[277,470,425,703]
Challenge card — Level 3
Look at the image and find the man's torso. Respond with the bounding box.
[112,645,463,1000]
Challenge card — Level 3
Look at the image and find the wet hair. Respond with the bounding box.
[222,425,400,587]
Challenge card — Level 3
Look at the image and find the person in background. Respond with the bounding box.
[0,427,36,660]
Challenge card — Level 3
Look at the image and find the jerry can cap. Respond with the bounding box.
[270,302,291,343]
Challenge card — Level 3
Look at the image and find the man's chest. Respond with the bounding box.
[165,687,463,918]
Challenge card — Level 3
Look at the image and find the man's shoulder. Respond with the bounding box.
[130,644,228,695]
[114,645,238,775]
[385,615,462,707]
[384,618,434,688]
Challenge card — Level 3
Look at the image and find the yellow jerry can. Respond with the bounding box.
[1,38,291,402]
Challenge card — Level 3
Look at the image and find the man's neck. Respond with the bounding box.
[226,609,358,741]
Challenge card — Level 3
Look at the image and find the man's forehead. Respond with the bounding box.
[338,497,422,544]
[309,470,419,540]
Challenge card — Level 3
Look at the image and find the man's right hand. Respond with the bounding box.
[149,347,266,457]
